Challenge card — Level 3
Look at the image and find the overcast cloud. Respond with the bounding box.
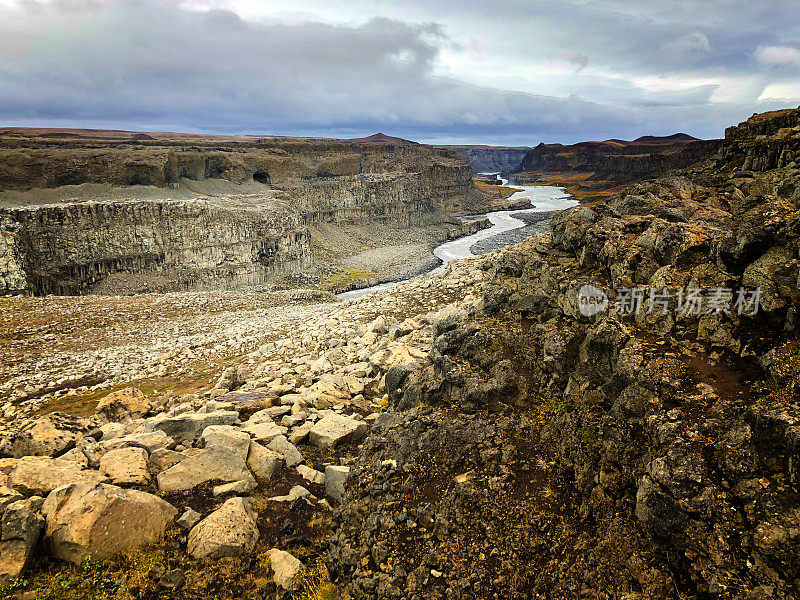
[0,0,798,144]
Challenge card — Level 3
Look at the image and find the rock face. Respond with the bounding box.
[514,134,721,181]
[42,483,177,564]
[326,109,800,599]
[439,145,530,173]
[0,131,474,295]
[187,497,259,559]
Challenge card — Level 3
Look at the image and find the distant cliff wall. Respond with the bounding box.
[440,146,529,173]
[515,139,721,180]
[0,136,476,295]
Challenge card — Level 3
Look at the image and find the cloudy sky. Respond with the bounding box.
[1,0,799,145]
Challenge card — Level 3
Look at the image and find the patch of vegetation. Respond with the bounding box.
[293,560,340,600]
[322,268,379,292]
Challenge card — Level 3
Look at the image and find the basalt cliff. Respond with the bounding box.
[0,129,479,295]
[514,133,722,182]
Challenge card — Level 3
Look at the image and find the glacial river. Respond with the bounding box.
[338,178,578,301]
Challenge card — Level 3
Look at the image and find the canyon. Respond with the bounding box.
[0,129,481,296]
[0,107,798,600]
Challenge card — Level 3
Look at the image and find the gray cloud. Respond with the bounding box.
[0,0,795,144]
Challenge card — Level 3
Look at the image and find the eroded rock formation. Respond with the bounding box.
[0,130,476,295]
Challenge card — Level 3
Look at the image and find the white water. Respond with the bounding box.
[337,177,578,301]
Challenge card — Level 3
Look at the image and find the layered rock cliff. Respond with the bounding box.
[515,134,721,181]
[0,131,476,295]
[439,145,530,173]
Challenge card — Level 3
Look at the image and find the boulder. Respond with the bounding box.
[289,422,314,445]
[8,413,92,458]
[145,410,239,445]
[247,442,284,482]
[199,425,250,459]
[149,449,186,471]
[309,414,369,449]
[268,486,313,502]
[212,477,257,497]
[303,380,351,409]
[95,387,151,422]
[296,465,324,485]
[176,508,201,531]
[268,548,303,590]
[7,457,108,496]
[42,483,177,564]
[243,422,288,444]
[187,497,259,559]
[325,465,350,502]
[99,447,150,486]
[156,448,251,493]
[267,436,304,467]
[0,496,44,579]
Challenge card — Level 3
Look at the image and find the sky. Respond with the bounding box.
[1,0,799,145]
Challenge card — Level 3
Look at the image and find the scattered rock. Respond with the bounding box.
[296,464,325,485]
[99,447,150,486]
[247,442,284,482]
[95,387,152,422]
[267,435,303,467]
[268,548,303,590]
[156,448,251,493]
[324,465,350,501]
[42,483,177,564]
[176,508,201,531]
[309,414,368,449]
[187,497,259,559]
[212,476,257,497]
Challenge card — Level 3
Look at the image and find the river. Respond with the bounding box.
[337,178,578,301]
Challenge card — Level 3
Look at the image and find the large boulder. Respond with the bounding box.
[95,387,152,422]
[5,413,93,458]
[200,425,251,459]
[99,447,150,486]
[7,457,108,496]
[156,448,251,493]
[0,496,44,579]
[187,497,259,559]
[309,414,369,449]
[145,410,239,445]
[42,483,177,564]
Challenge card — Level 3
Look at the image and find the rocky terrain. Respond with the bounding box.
[0,107,798,600]
[0,129,481,296]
